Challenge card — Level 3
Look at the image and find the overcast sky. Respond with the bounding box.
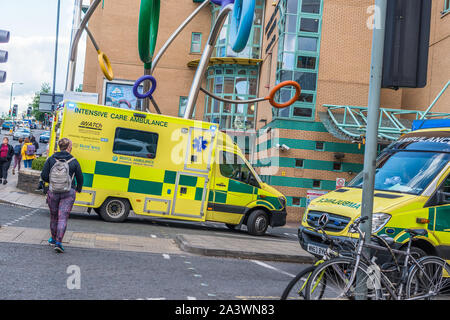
[0,0,87,116]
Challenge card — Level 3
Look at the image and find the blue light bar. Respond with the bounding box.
[412,119,450,131]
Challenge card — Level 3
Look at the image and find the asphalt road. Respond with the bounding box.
[0,203,306,300]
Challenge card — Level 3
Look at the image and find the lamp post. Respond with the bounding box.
[9,81,23,118]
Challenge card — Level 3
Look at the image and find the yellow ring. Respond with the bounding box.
[97,50,114,81]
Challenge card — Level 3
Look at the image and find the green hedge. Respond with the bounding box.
[31,157,46,171]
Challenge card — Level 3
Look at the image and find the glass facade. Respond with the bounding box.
[203,1,265,131]
[204,65,258,130]
[211,0,264,59]
[274,0,323,120]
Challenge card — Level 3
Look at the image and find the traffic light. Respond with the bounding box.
[12,104,17,117]
[27,106,32,117]
[0,30,9,83]
[382,0,432,89]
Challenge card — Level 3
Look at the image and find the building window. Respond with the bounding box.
[211,0,265,59]
[312,180,321,188]
[292,197,301,206]
[113,128,158,159]
[190,32,202,53]
[315,141,324,150]
[204,65,258,130]
[445,0,450,14]
[178,96,195,117]
[295,159,304,168]
[274,0,323,120]
[333,162,342,171]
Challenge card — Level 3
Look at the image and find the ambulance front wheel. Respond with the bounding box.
[99,197,131,222]
[246,210,269,236]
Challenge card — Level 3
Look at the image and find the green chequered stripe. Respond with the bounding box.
[95,161,130,178]
[179,175,197,187]
[83,173,94,188]
[257,195,282,210]
[128,179,163,196]
[164,170,176,184]
[195,188,204,201]
[228,179,254,194]
[214,190,227,204]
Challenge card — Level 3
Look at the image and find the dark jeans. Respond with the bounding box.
[47,189,76,243]
[0,160,11,180]
[23,159,33,168]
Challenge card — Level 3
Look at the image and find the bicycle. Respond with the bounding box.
[304,217,450,300]
[281,224,355,300]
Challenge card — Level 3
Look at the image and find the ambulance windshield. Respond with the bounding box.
[349,151,449,195]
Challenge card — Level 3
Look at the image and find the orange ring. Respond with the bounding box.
[266,80,301,109]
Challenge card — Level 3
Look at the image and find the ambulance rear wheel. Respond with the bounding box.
[99,197,130,222]
[247,210,269,236]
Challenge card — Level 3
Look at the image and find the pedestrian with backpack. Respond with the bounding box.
[12,138,23,175]
[41,138,83,253]
[21,137,36,169]
[0,137,14,185]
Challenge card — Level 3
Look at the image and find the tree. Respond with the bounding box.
[30,82,51,122]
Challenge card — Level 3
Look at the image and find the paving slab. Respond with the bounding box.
[0,226,183,255]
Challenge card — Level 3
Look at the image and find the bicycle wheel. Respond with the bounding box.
[281,265,325,300]
[304,257,382,300]
[406,257,450,300]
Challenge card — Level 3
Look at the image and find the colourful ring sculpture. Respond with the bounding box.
[229,0,255,52]
[138,0,160,69]
[133,75,157,99]
[266,81,302,109]
[97,50,114,81]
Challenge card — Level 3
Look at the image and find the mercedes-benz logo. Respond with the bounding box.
[318,213,329,227]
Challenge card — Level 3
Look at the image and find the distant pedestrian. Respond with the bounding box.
[21,137,36,169]
[12,138,23,175]
[41,138,83,253]
[30,135,39,154]
[0,137,14,185]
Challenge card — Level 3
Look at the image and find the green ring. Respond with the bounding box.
[138,0,160,68]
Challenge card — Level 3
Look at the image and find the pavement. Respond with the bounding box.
[0,163,314,264]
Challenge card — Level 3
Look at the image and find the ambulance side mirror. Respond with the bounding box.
[437,190,450,205]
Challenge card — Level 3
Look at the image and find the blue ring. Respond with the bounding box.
[133,75,157,99]
[229,0,255,52]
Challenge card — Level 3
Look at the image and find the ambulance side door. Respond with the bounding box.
[427,170,450,260]
[212,151,258,221]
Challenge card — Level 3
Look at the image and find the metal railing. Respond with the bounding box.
[323,80,450,141]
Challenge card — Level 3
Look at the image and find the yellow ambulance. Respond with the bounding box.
[49,101,287,235]
[299,124,450,260]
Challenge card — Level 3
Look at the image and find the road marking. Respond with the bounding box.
[187,296,197,300]
[251,260,295,278]
[284,232,297,238]
[184,261,191,264]
[162,254,170,260]
[201,283,208,287]
[194,274,202,278]
[146,297,166,300]
[3,208,40,227]
[207,293,216,297]
[150,234,157,238]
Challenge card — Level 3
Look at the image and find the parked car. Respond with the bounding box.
[13,128,31,140]
[1,121,13,131]
[39,131,50,143]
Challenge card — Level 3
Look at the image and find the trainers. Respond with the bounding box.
[12,169,15,175]
[2,180,7,185]
[54,242,65,253]
[48,237,56,246]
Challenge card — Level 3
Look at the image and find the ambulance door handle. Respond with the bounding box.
[216,183,226,187]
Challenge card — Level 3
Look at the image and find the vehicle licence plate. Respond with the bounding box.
[307,244,327,256]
